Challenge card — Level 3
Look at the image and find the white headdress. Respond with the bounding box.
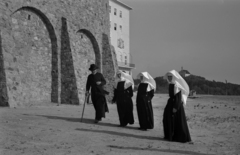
[114,70,134,89]
[137,72,156,92]
[164,70,189,105]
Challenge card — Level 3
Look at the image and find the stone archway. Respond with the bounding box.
[73,29,101,104]
[77,29,101,72]
[12,6,59,103]
[60,24,101,105]
[2,6,58,107]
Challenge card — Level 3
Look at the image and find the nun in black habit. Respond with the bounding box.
[163,70,192,143]
[112,70,134,127]
[136,72,156,131]
[86,64,109,123]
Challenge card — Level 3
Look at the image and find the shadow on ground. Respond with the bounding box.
[107,145,213,155]
[23,114,165,141]
[23,114,138,130]
[75,128,164,141]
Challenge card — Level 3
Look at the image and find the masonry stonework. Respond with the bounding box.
[0,0,117,107]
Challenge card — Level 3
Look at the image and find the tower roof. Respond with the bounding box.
[110,0,133,10]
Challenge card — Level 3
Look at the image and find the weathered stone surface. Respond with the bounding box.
[0,0,117,107]
[102,33,117,102]
[60,17,79,105]
[0,32,9,107]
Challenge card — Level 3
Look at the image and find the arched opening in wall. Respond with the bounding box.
[77,29,101,71]
[72,29,100,104]
[6,7,58,106]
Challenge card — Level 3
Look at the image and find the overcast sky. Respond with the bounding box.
[120,0,240,84]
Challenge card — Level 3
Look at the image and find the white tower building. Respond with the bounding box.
[109,0,135,75]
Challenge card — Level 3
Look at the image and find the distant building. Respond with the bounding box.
[179,67,191,78]
[109,0,135,75]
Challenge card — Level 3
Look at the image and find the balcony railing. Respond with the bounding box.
[117,61,135,68]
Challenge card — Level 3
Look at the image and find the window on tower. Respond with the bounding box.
[114,23,117,30]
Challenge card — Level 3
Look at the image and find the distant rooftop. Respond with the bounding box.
[179,67,190,74]
[110,0,133,10]
[179,67,191,77]
[179,70,190,74]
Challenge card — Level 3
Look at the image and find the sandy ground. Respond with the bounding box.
[0,94,240,155]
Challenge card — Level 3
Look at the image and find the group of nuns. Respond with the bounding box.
[86,64,192,143]
[112,69,192,144]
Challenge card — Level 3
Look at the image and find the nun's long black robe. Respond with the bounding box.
[136,83,154,130]
[163,84,191,143]
[112,81,134,126]
[86,72,109,121]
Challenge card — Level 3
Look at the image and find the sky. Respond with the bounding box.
[120,0,240,84]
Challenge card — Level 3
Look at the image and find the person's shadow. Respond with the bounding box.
[23,114,139,130]
[75,128,164,141]
[23,114,165,141]
[80,118,139,130]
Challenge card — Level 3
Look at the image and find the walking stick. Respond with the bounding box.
[81,93,89,122]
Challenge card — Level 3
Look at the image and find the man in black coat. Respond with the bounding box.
[86,64,109,123]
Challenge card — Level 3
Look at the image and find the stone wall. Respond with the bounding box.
[0,32,9,106]
[0,0,117,107]
[102,43,118,102]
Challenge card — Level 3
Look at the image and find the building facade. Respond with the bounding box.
[109,0,135,75]
[0,0,116,107]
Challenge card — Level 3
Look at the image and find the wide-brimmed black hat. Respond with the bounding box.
[89,64,98,71]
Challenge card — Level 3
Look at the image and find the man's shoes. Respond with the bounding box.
[94,118,102,123]
[138,128,147,131]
